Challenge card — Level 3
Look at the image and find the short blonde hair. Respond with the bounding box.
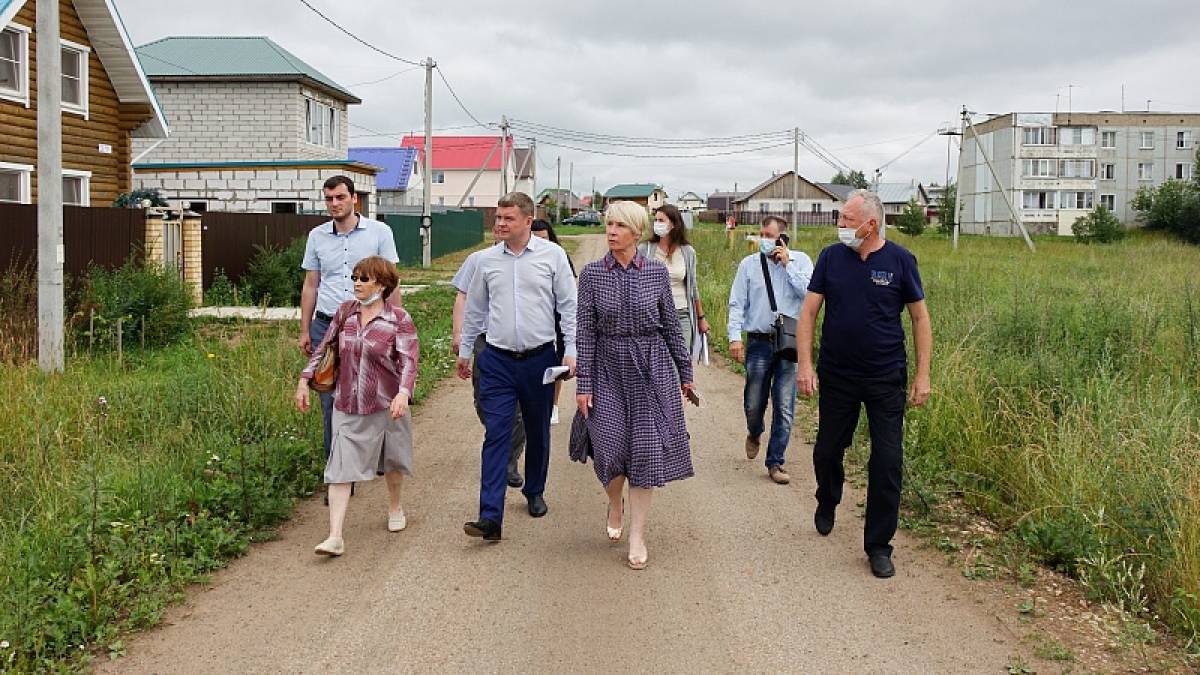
[604,200,648,240]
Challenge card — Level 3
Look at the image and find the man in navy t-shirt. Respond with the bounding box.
[797,189,932,579]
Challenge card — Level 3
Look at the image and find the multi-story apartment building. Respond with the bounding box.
[957,112,1200,236]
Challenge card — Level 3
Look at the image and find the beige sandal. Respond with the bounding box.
[606,500,624,542]
[627,554,648,571]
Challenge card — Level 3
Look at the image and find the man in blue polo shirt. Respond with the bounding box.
[299,175,400,466]
[797,189,932,579]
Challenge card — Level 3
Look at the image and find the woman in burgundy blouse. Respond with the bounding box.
[570,201,695,570]
[296,256,419,557]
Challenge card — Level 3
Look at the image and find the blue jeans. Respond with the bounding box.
[309,316,335,460]
[743,338,797,469]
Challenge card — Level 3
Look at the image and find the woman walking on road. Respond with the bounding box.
[295,256,419,557]
[570,201,695,570]
[638,204,708,357]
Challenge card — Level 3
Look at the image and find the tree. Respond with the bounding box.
[113,188,167,208]
[1071,206,1126,243]
[831,170,870,189]
[592,192,604,211]
[1131,180,1200,244]
[936,183,957,235]
[896,199,927,236]
[831,170,849,185]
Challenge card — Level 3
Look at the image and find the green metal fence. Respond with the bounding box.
[381,210,484,266]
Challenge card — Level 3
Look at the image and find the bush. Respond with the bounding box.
[937,183,957,235]
[113,188,168,209]
[240,237,306,307]
[896,198,928,236]
[203,268,250,307]
[1132,180,1200,244]
[1072,206,1127,243]
[75,259,193,350]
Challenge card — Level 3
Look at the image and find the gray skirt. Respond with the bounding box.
[325,408,413,484]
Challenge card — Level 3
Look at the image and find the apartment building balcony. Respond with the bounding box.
[1019,145,1098,159]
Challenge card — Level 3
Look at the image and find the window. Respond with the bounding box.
[271,202,298,214]
[1178,131,1193,149]
[0,26,28,105]
[467,196,475,207]
[1138,162,1154,180]
[1022,190,1056,210]
[1177,163,1194,180]
[304,99,338,148]
[759,203,770,213]
[1099,194,1115,211]
[1061,191,1094,209]
[60,40,89,116]
[437,196,444,206]
[1058,159,1095,178]
[1100,163,1115,180]
[184,200,208,213]
[432,170,445,184]
[1059,127,1095,146]
[62,170,90,206]
[1140,131,1155,149]
[1022,159,1056,177]
[1100,131,1117,148]
[811,203,823,213]
[1022,127,1057,145]
[0,163,32,203]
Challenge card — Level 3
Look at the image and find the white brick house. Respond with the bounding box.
[131,36,377,214]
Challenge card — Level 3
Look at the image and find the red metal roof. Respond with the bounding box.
[399,135,510,171]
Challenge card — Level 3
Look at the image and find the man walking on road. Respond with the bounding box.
[451,223,527,489]
[727,215,813,485]
[457,192,577,541]
[797,189,932,579]
[299,176,400,468]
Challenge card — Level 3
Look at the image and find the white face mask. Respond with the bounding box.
[653,222,670,238]
[759,237,778,257]
[361,291,383,306]
[838,226,866,251]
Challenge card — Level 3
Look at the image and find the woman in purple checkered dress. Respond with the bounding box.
[570,200,695,570]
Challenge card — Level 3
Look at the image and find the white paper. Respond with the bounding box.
[542,365,569,385]
[695,333,710,366]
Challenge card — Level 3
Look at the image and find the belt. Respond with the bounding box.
[314,311,334,322]
[747,332,774,341]
[488,341,554,360]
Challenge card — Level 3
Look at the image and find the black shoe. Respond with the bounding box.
[526,494,548,518]
[463,519,502,541]
[507,468,524,489]
[869,554,895,578]
[814,507,835,536]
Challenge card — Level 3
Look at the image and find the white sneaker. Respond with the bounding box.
[314,537,344,556]
[550,405,560,425]
[387,510,407,532]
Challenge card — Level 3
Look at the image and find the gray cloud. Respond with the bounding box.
[118,0,1200,199]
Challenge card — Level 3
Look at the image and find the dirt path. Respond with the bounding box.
[104,235,1044,673]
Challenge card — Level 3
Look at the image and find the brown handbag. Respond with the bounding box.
[308,307,347,393]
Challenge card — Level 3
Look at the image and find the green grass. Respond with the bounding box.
[691,226,1200,649]
[0,284,456,671]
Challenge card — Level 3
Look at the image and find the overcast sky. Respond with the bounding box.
[119,0,1200,200]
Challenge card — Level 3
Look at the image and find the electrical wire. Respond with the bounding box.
[348,66,423,87]
[512,135,794,159]
[509,119,792,148]
[297,0,423,66]
[435,67,492,130]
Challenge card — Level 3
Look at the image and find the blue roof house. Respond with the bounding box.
[348,147,420,213]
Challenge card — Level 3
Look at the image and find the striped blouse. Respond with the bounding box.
[301,300,419,415]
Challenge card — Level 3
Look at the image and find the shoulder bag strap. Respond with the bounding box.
[759,253,778,314]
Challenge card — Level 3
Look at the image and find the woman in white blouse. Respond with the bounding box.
[638,204,708,357]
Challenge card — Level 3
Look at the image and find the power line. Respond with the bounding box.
[511,134,794,159]
[348,66,423,87]
[509,119,791,147]
[435,67,491,130]
[297,0,423,66]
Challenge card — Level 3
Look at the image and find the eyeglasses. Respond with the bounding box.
[350,275,372,282]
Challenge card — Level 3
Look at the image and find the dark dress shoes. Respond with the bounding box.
[507,468,524,489]
[463,519,502,541]
[527,494,548,518]
[869,554,896,579]
[814,507,835,536]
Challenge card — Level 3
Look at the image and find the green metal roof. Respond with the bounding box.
[135,36,360,103]
[604,183,663,198]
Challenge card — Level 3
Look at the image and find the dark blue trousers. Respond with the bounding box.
[308,316,335,459]
[476,344,556,525]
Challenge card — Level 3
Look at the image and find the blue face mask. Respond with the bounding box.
[759,237,777,257]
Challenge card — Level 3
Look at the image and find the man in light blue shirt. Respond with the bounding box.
[298,175,400,465]
[727,215,813,485]
[456,192,577,540]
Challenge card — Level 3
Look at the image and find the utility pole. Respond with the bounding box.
[568,161,573,215]
[499,115,510,195]
[420,57,435,268]
[555,156,561,223]
[791,126,800,239]
[591,176,595,210]
[529,138,536,211]
[37,0,64,372]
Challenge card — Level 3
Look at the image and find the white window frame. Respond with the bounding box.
[1138,162,1154,181]
[1099,194,1115,211]
[1178,131,1193,150]
[0,161,33,203]
[1140,131,1155,150]
[1059,127,1095,146]
[59,38,89,118]
[1058,159,1095,179]
[1022,190,1056,210]
[432,170,445,184]
[304,99,338,149]
[1100,130,1117,148]
[1022,158,1056,178]
[0,24,30,107]
[1061,191,1094,210]
[1022,127,1057,146]
[62,168,91,206]
[1177,163,1194,181]
[1100,163,1115,180]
